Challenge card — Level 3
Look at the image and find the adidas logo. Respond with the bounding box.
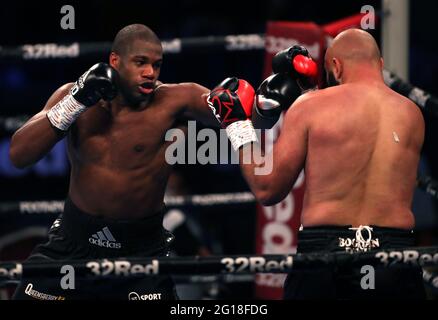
[89,227,122,249]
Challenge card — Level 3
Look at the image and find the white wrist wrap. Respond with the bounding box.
[226,120,258,151]
[47,94,86,131]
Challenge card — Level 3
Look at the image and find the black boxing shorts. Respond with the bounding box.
[12,197,177,300]
[283,225,426,300]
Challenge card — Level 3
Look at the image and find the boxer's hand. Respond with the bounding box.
[207,77,257,150]
[47,63,118,131]
[71,63,118,106]
[255,73,302,119]
[271,45,318,91]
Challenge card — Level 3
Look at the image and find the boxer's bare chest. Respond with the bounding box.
[68,100,178,169]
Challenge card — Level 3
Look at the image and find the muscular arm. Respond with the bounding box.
[239,98,308,205]
[9,83,73,168]
[179,82,220,127]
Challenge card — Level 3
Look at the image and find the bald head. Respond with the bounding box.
[325,29,383,86]
[326,28,381,65]
[112,24,161,57]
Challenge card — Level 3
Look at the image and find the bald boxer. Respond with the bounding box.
[209,29,426,299]
[9,24,217,300]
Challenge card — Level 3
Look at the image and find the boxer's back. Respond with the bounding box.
[301,82,424,228]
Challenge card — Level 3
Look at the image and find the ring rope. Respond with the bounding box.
[1,246,437,281]
[0,275,256,286]
[0,34,265,60]
[0,177,437,216]
[0,192,255,216]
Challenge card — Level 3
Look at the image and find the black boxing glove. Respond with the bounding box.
[207,77,257,150]
[47,63,118,131]
[255,73,302,119]
[272,45,318,91]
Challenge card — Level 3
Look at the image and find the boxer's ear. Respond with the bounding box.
[109,52,119,69]
[332,58,343,83]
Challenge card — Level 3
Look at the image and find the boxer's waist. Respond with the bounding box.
[297,225,415,253]
[58,197,170,255]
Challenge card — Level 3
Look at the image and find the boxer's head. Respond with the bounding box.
[109,24,163,106]
[324,28,383,87]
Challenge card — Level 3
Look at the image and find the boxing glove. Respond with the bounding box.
[47,63,118,131]
[272,45,318,91]
[255,73,302,119]
[207,77,257,150]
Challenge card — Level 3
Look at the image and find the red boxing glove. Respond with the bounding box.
[207,77,258,150]
[293,54,318,78]
[272,45,318,90]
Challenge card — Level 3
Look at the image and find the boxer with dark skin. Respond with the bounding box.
[10,24,217,300]
[10,24,216,219]
[209,29,426,299]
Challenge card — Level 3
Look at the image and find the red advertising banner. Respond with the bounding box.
[322,13,367,38]
[254,168,305,299]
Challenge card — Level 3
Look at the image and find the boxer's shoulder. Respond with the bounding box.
[154,82,208,110]
[285,88,323,117]
[155,82,206,95]
[299,84,360,110]
[154,83,185,101]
